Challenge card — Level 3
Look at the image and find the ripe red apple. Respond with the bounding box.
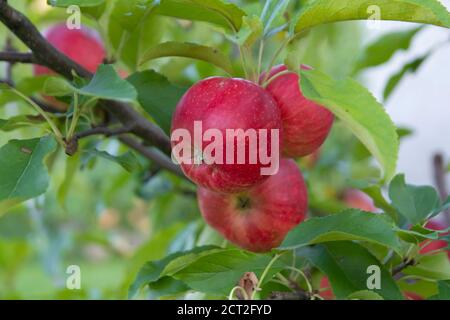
[420,220,449,258]
[171,77,282,193]
[34,24,105,76]
[263,65,334,158]
[343,189,377,212]
[197,159,308,252]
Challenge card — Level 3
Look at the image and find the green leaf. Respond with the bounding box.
[383,55,427,100]
[163,249,286,296]
[140,41,234,75]
[43,77,74,97]
[47,0,106,19]
[348,290,384,300]
[85,149,141,173]
[280,209,401,253]
[129,246,217,298]
[109,0,157,31]
[16,76,53,96]
[233,15,263,46]
[404,253,450,280]
[78,65,137,101]
[430,281,450,300]
[298,242,403,300]
[355,27,422,72]
[299,68,399,181]
[361,184,398,220]
[127,70,187,134]
[0,136,57,214]
[108,0,163,70]
[389,174,440,225]
[154,0,246,31]
[0,115,45,132]
[293,0,450,33]
[396,224,441,244]
[47,0,104,7]
[44,65,137,101]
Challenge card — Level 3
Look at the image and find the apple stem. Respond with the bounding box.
[261,69,291,88]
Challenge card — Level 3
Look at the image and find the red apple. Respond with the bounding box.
[319,277,334,300]
[404,292,423,300]
[420,220,449,258]
[343,189,377,212]
[197,159,308,252]
[263,65,334,158]
[34,24,105,76]
[171,77,282,193]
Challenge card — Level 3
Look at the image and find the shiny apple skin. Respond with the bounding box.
[171,77,283,193]
[197,159,308,252]
[264,65,334,157]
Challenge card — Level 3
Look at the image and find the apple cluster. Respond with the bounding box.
[172,66,334,252]
[36,24,336,253]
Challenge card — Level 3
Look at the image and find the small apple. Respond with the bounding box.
[404,292,423,300]
[197,159,308,252]
[420,220,449,258]
[263,65,334,158]
[319,277,334,300]
[171,77,282,193]
[343,189,377,212]
[34,24,105,76]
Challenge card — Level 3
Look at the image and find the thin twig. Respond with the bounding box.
[392,258,416,279]
[267,291,309,300]
[433,153,450,225]
[119,135,185,179]
[74,125,135,140]
[0,51,36,64]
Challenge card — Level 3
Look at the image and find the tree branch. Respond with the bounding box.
[0,51,36,64]
[74,125,135,140]
[267,291,309,300]
[392,258,416,279]
[433,153,450,225]
[119,136,185,178]
[0,0,172,155]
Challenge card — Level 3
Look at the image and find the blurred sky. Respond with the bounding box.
[360,0,450,188]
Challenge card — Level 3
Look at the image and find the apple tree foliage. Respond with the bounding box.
[0,0,449,299]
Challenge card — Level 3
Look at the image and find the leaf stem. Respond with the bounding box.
[257,39,265,77]
[285,266,313,293]
[5,86,64,146]
[67,92,80,139]
[252,253,281,300]
[228,286,249,300]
